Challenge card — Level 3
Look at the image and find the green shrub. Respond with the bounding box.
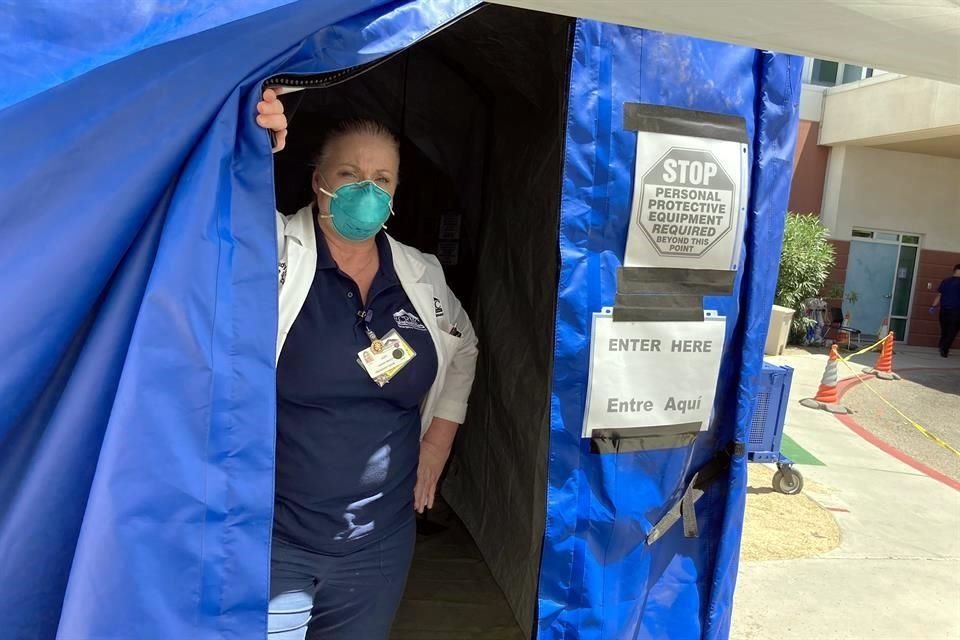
[774,213,835,343]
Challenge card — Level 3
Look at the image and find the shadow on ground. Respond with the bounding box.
[900,368,960,396]
[843,368,960,482]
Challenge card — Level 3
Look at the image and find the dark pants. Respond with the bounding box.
[940,309,960,356]
[268,518,415,639]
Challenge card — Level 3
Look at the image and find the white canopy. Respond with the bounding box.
[490,0,960,84]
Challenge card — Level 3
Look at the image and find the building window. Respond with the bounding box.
[811,59,840,86]
[874,231,899,243]
[841,64,864,84]
[808,58,875,86]
[851,228,919,245]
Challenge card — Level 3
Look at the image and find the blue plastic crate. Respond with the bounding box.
[747,362,794,464]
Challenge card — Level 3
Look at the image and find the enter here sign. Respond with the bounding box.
[582,310,727,437]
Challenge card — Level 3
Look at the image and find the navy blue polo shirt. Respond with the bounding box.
[939,276,960,310]
[274,221,437,555]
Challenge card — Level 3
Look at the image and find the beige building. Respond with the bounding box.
[790,61,960,347]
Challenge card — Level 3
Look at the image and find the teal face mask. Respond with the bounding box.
[319,180,393,242]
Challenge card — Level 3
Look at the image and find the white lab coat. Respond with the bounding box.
[276,205,478,437]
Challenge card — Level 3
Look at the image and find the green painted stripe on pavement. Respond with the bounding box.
[781,433,824,466]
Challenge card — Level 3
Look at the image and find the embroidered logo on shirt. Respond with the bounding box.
[433,297,444,318]
[394,309,427,332]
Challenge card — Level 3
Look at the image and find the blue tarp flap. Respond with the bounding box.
[0,1,475,638]
[704,50,801,640]
[0,0,305,111]
[538,20,800,639]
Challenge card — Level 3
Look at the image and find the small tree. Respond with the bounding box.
[774,213,835,342]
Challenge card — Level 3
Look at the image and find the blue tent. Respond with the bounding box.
[0,1,800,638]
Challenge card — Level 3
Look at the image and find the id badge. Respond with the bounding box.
[357,329,417,387]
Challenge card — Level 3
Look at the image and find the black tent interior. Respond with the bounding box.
[273,5,573,638]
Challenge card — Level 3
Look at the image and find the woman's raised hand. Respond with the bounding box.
[256,88,287,153]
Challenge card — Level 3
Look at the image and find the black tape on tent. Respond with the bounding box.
[612,267,735,323]
[617,267,736,296]
[612,268,732,323]
[612,293,703,322]
[590,424,699,454]
[623,103,748,143]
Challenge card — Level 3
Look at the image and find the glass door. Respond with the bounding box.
[844,229,921,341]
[845,239,899,336]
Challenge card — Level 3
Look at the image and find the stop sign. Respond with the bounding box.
[636,147,736,258]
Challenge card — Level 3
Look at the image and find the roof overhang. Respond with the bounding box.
[489,0,960,84]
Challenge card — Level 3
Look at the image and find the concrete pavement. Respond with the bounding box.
[842,365,960,482]
[732,346,960,640]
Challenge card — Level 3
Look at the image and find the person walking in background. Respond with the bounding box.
[931,264,960,358]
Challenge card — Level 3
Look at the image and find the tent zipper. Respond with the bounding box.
[263,57,397,92]
[261,4,485,92]
[550,18,576,319]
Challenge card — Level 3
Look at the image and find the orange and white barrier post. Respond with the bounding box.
[863,331,900,381]
[800,344,851,414]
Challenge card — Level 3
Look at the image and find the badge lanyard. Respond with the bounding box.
[355,310,417,387]
[357,309,385,353]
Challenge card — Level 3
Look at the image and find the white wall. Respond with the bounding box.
[820,76,960,146]
[799,84,824,122]
[820,146,960,251]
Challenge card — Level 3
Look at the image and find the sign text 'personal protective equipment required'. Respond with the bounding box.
[625,132,748,271]
[582,309,726,437]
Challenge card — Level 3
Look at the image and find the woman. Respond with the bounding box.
[257,90,478,639]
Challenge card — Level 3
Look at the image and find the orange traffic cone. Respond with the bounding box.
[800,344,851,414]
[863,331,901,380]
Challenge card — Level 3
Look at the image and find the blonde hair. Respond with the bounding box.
[312,119,400,169]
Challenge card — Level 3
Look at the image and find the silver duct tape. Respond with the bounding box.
[589,423,700,454]
[623,103,748,144]
[618,266,736,296]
